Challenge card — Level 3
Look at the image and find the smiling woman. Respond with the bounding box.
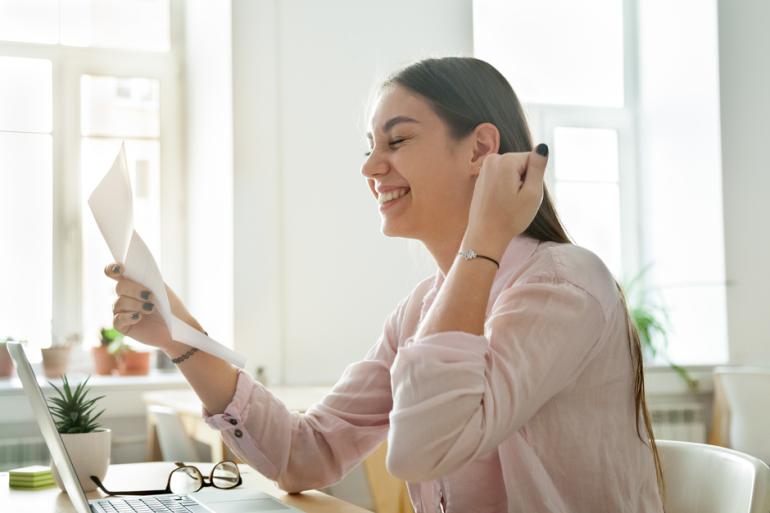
[103,57,664,513]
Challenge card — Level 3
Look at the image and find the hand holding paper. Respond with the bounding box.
[88,144,246,368]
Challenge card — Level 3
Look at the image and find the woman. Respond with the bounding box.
[107,57,664,512]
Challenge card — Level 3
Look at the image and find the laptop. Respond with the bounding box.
[7,341,300,513]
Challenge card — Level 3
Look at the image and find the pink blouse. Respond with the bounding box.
[204,235,664,512]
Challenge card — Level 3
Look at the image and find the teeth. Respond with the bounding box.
[378,188,409,205]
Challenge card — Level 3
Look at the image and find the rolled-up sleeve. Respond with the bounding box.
[386,276,607,482]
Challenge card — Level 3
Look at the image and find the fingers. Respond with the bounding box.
[523,143,549,194]
[115,278,155,304]
[113,296,154,315]
[113,312,143,335]
[104,263,124,281]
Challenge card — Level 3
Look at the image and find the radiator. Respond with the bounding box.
[0,437,49,471]
[649,401,707,443]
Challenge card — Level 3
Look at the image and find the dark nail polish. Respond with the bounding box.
[143,302,154,311]
[536,143,549,157]
[111,264,121,274]
[140,291,150,300]
[131,312,140,320]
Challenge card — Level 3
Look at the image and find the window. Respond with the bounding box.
[474,0,727,364]
[0,57,53,349]
[0,0,182,356]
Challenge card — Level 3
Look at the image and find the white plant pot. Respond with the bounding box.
[51,428,111,492]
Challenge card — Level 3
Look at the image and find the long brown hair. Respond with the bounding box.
[384,56,663,492]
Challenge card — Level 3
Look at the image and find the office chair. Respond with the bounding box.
[147,404,200,462]
[658,439,770,513]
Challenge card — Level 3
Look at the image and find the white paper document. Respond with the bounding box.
[88,144,246,368]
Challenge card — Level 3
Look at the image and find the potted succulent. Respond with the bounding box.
[108,338,151,376]
[0,336,18,378]
[622,265,698,391]
[47,375,110,492]
[92,328,120,375]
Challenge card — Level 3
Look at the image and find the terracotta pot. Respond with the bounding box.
[41,346,71,379]
[51,428,111,492]
[0,345,13,378]
[116,351,151,375]
[91,346,117,375]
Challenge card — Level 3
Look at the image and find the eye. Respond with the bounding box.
[364,137,408,157]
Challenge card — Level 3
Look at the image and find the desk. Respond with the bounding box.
[0,462,370,513]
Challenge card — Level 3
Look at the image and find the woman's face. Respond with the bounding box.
[362,85,476,242]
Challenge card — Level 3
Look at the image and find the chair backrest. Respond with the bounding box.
[714,367,770,463]
[658,439,770,513]
[147,404,200,462]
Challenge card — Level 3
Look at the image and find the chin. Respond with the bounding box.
[381,220,416,239]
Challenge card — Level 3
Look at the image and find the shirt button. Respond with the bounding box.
[234,428,243,438]
[228,418,238,425]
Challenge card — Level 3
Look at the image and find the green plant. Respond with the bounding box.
[100,327,123,347]
[47,375,105,434]
[622,265,698,391]
[107,337,133,356]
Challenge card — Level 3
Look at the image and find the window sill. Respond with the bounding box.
[644,364,717,397]
[0,370,191,423]
[0,369,189,396]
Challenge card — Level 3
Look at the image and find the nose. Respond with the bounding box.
[361,151,389,178]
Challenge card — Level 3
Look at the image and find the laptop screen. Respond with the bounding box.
[7,342,93,513]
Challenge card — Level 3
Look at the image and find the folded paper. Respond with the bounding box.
[88,143,246,368]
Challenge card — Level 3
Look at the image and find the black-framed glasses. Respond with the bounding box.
[90,460,243,496]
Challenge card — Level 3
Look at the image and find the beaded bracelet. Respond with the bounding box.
[171,347,199,365]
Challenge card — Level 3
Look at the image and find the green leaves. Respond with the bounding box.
[100,327,124,345]
[47,375,105,434]
[622,265,698,391]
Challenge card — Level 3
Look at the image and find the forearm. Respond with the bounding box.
[416,256,498,338]
[165,338,239,415]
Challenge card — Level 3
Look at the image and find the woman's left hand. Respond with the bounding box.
[463,144,549,260]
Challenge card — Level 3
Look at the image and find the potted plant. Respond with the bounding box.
[622,265,698,391]
[0,336,17,378]
[108,338,151,376]
[92,328,120,375]
[47,375,110,492]
[41,331,73,379]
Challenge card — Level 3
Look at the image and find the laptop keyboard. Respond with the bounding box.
[91,495,201,513]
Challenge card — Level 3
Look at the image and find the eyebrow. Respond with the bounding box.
[366,116,420,140]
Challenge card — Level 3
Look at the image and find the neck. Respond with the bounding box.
[422,230,466,277]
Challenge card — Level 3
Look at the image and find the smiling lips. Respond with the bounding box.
[378,187,410,206]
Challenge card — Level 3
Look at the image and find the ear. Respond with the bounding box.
[469,123,500,175]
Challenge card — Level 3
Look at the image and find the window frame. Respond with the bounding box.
[0,0,185,348]
[520,0,642,283]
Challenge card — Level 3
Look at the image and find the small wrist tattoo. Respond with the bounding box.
[171,347,199,365]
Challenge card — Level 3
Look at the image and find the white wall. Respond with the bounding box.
[717,0,770,364]
[229,0,473,384]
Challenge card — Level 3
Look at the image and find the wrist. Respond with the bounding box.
[163,339,193,359]
[461,231,508,263]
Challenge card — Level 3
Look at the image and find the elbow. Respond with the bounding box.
[386,432,447,483]
[276,476,310,495]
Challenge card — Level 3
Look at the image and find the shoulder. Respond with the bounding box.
[514,242,621,321]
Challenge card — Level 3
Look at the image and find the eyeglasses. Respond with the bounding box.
[90,460,243,496]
